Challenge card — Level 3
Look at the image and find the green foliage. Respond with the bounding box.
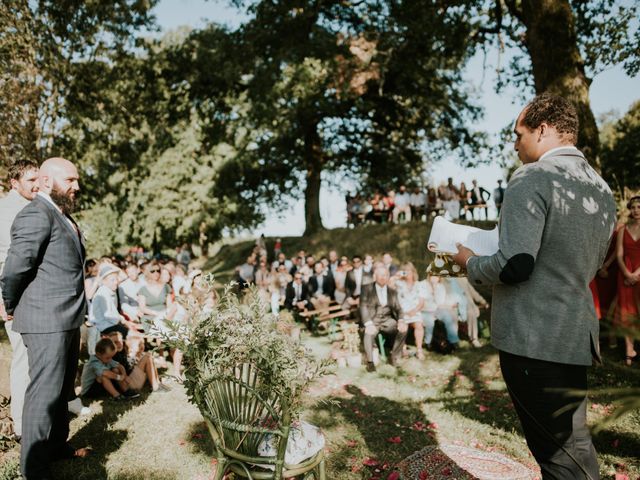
[0,0,157,170]
[183,1,486,232]
[600,101,640,197]
[164,282,328,417]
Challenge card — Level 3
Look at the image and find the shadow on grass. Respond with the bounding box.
[435,347,521,434]
[52,396,140,480]
[308,384,438,475]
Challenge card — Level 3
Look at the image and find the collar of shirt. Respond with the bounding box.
[8,189,30,207]
[375,284,388,306]
[37,191,61,212]
[538,145,579,162]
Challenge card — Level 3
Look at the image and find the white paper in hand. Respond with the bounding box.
[427,216,499,256]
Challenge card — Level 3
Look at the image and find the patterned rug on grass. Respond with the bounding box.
[397,444,539,480]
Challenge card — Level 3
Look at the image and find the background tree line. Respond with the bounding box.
[0,0,638,255]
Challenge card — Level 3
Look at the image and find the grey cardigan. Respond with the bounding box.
[467,147,616,366]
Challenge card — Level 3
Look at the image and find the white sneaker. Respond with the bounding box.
[68,398,91,416]
[471,339,482,348]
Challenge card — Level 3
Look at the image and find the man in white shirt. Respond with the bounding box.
[409,186,426,221]
[118,263,145,321]
[0,160,39,439]
[359,266,406,371]
[392,185,412,223]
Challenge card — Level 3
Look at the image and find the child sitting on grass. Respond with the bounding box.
[106,331,171,394]
[80,338,140,401]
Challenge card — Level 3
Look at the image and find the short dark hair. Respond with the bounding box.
[521,93,579,144]
[8,159,39,181]
[627,196,640,209]
[95,338,116,355]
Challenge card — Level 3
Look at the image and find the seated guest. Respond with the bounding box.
[421,275,460,351]
[409,186,427,221]
[254,258,273,304]
[80,338,140,401]
[298,255,315,282]
[137,260,176,333]
[118,263,145,321]
[106,331,170,394]
[392,263,426,360]
[284,273,314,312]
[360,266,407,372]
[344,255,372,310]
[308,261,335,309]
[271,252,292,272]
[328,250,339,276]
[90,264,144,344]
[236,255,256,289]
[270,264,292,314]
[333,258,349,305]
[382,252,399,276]
[172,264,190,297]
[392,185,412,223]
[453,277,489,348]
[363,254,374,274]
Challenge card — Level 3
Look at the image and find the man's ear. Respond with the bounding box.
[537,122,550,141]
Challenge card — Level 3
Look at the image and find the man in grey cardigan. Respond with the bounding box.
[454,94,615,480]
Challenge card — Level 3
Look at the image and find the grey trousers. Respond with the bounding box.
[4,320,30,437]
[363,318,407,363]
[21,328,80,480]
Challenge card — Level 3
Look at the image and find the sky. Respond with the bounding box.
[153,0,640,233]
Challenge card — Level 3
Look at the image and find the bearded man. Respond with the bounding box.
[1,158,89,479]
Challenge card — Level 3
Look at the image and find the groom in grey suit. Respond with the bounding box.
[1,158,88,480]
[454,94,616,479]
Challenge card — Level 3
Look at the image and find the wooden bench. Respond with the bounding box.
[462,203,489,220]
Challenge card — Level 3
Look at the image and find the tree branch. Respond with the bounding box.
[504,0,525,24]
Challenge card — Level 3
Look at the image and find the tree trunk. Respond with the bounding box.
[303,121,325,236]
[513,0,600,168]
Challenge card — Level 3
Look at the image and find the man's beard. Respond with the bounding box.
[50,184,78,215]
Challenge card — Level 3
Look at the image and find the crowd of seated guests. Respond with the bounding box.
[346,178,505,226]
[236,242,490,371]
[79,249,212,403]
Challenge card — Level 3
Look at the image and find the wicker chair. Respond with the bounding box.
[197,362,326,480]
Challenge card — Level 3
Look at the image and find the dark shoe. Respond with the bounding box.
[389,355,400,367]
[122,389,140,399]
[366,362,376,372]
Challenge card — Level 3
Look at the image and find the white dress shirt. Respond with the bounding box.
[375,284,388,307]
[0,190,30,266]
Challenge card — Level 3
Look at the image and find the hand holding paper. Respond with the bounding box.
[427,216,499,256]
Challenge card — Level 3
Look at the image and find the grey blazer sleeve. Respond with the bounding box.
[467,166,547,287]
[0,206,52,314]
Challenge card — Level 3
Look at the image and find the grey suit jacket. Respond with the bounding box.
[0,195,87,333]
[359,283,403,326]
[468,147,616,366]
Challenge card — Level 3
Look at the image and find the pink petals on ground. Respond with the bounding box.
[478,404,490,413]
[386,436,402,444]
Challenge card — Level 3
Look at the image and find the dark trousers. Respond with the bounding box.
[499,351,599,480]
[21,328,80,479]
[363,318,407,363]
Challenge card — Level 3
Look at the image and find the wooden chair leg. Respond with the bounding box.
[318,458,327,480]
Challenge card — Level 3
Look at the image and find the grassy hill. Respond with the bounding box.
[204,219,495,285]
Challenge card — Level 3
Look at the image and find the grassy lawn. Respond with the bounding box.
[1,329,639,480]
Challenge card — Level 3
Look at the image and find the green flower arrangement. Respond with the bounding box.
[163,279,328,416]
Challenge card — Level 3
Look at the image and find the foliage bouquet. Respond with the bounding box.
[162,279,327,417]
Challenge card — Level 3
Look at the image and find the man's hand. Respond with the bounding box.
[397,320,408,333]
[0,301,11,322]
[452,243,476,268]
[364,324,377,335]
[597,267,609,278]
